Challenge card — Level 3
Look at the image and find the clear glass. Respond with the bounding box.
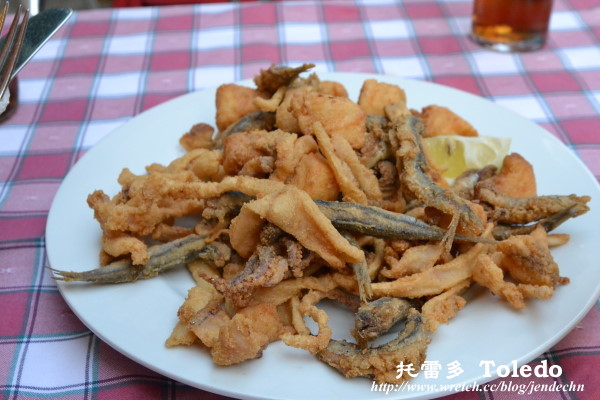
[470,0,554,52]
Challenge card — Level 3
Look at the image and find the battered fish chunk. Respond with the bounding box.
[480,153,537,199]
[275,78,348,134]
[358,79,407,117]
[216,84,268,131]
[292,91,367,149]
[420,105,478,137]
[288,152,340,201]
[222,129,278,176]
[222,128,339,199]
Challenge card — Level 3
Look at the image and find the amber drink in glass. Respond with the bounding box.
[471,0,553,52]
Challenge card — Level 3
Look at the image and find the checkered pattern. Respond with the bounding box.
[1,0,599,399]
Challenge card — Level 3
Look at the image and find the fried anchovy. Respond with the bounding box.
[476,186,590,225]
[492,205,585,240]
[317,307,428,383]
[218,191,492,243]
[392,114,484,239]
[352,297,411,347]
[253,63,315,95]
[343,233,373,303]
[50,234,221,283]
[316,200,494,244]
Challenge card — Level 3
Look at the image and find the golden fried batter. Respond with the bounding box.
[210,303,282,365]
[372,243,486,298]
[231,186,365,268]
[288,152,340,200]
[473,253,554,309]
[380,243,443,279]
[420,105,478,137]
[358,79,407,117]
[498,225,568,287]
[480,153,537,199]
[216,83,268,131]
[421,279,469,333]
[293,90,367,149]
[179,123,215,151]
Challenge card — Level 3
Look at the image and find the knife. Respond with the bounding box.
[0,8,72,80]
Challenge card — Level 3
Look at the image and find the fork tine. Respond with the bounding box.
[0,1,8,32]
[0,2,21,67]
[0,2,29,99]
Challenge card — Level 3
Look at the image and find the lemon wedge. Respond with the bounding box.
[422,135,511,181]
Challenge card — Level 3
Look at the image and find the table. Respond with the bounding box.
[1,0,598,399]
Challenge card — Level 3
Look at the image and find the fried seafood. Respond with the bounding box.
[352,297,411,346]
[388,112,484,248]
[275,74,349,135]
[360,116,393,169]
[293,90,367,149]
[491,204,583,240]
[481,153,537,199]
[229,186,365,268]
[358,79,407,117]
[475,184,590,225]
[213,111,276,148]
[497,225,568,287]
[212,230,290,308]
[343,233,373,303]
[317,307,428,383]
[421,279,469,333]
[53,65,592,385]
[281,289,334,354]
[308,121,373,204]
[380,243,443,279]
[419,105,478,138]
[215,84,269,132]
[315,200,493,244]
[51,234,222,283]
[253,63,315,95]
[450,165,497,200]
[472,254,554,310]
[372,243,488,298]
[179,123,215,151]
[210,302,283,365]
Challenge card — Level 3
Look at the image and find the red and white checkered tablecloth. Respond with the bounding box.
[1,0,599,399]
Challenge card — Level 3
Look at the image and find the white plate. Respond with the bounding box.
[46,73,600,400]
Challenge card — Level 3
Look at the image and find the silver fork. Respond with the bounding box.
[0,0,29,99]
